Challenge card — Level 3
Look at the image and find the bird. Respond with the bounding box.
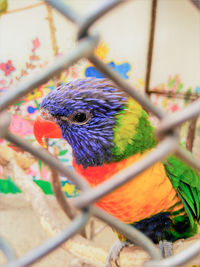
[34,77,200,266]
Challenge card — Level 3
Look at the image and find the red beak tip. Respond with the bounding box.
[33,116,62,146]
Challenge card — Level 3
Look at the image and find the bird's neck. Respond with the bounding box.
[73,152,145,186]
[111,98,157,162]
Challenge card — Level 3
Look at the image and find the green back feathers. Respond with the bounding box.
[169,214,199,241]
[164,155,200,227]
[112,98,156,161]
[164,156,200,190]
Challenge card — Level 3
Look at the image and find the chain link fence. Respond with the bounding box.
[0,0,200,266]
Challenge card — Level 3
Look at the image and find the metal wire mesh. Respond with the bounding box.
[0,0,200,266]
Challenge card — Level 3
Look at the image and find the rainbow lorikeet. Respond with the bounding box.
[34,78,200,264]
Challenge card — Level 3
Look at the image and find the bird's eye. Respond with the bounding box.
[60,111,91,125]
[73,112,87,123]
[71,111,91,125]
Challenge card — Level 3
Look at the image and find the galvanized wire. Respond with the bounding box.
[5,130,89,191]
[45,0,83,25]
[77,0,125,40]
[88,54,166,119]
[146,240,200,267]
[92,207,161,261]
[0,35,98,112]
[0,0,200,266]
[157,98,200,138]
[0,237,16,262]
[2,211,90,267]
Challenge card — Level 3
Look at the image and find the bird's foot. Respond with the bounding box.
[159,240,173,258]
[106,240,131,267]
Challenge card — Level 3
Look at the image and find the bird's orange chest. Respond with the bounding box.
[73,157,127,186]
[73,153,178,223]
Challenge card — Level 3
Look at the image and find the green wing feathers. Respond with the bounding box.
[164,155,200,227]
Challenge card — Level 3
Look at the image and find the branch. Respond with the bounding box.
[0,144,199,266]
[0,145,34,170]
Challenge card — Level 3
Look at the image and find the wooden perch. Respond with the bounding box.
[0,145,34,170]
[0,144,200,266]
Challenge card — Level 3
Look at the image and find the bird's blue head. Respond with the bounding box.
[39,78,127,168]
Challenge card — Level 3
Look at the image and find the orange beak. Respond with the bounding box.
[33,116,62,147]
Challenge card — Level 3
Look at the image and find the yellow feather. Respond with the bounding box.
[113,98,142,154]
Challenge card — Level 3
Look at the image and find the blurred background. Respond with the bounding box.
[0,1,199,266]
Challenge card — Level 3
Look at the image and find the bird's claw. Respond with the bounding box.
[159,240,173,258]
[106,240,130,267]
